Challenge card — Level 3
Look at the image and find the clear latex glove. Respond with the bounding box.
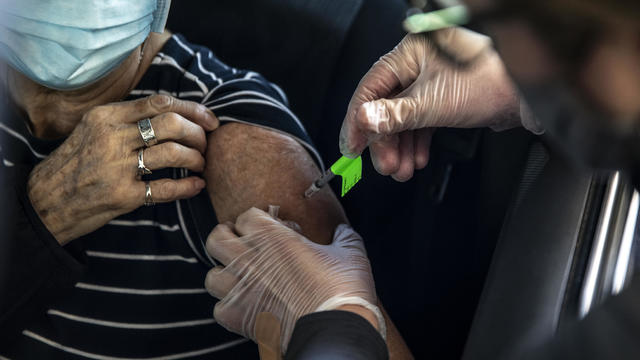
[204,207,384,353]
[339,27,529,182]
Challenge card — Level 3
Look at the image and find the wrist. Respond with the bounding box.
[337,304,380,331]
[27,173,67,245]
[316,297,387,340]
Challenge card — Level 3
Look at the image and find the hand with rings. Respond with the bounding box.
[27,95,219,245]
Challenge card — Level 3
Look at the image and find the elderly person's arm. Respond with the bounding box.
[0,31,216,342]
[204,123,414,359]
[0,96,215,338]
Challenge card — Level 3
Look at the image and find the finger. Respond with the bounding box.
[129,112,207,153]
[142,142,205,173]
[369,134,400,176]
[339,116,369,159]
[340,100,392,158]
[358,58,405,100]
[432,27,492,64]
[383,35,429,88]
[205,266,239,299]
[414,128,434,170]
[213,301,245,335]
[137,177,206,206]
[391,131,415,182]
[234,207,282,237]
[339,59,404,158]
[206,223,247,266]
[207,223,238,252]
[357,97,423,136]
[110,95,219,131]
[359,36,426,98]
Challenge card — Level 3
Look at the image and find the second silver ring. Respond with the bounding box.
[137,148,152,179]
[144,181,155,206]
[138,118,158,147]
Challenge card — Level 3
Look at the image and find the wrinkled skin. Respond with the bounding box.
[27,94,218,244]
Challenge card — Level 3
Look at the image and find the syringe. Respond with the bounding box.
[304,156,363,198]
[304,168,336,198]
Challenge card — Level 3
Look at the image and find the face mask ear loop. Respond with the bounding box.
[124,38,150,96]
[139,38,149,65]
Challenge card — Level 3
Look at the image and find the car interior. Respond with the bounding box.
[167,1,638,358]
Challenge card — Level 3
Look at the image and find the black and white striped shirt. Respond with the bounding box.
[0,34,322,360]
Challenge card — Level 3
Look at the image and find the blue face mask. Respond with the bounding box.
[0,0,171,90]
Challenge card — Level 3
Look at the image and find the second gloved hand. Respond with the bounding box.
[204,207,383,353]
[339,28,524,181]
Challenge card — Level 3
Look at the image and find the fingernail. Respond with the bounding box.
[151,94,172,108]
[195,178,206,189]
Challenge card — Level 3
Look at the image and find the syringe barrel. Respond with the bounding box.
[314,169,335,188]
[304,169,335,198]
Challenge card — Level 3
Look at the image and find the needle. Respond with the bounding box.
[304,168,335,198]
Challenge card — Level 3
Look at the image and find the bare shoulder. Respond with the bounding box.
[204,122,346,245]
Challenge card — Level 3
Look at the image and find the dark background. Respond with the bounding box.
[167,1,533,358]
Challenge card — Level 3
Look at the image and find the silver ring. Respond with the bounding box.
[144,181,155,206]
[137,148,152,179]
[137,118,158,147]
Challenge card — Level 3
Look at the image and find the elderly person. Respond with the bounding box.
[0,0,411,359]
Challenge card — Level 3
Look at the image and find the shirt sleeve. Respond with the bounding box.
[0,163,85,344]
[164,35,327,267]
[285,310,389,360]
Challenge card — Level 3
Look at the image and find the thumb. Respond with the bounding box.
[339,59,407,158]
[432,27,493,64]
[339,36,425,158]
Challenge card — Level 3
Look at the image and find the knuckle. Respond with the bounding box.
[84,105,109,124]
[165,113,187,138]
[415,150,430,169]
[373,158,396,176]
[206,233,216,254]
[213,303,224,321]
[163,142,183,164]
[371,146,399,175]
[392,172,413,183]
[236,207,263,228]
[149,94,173,111]
[204,269,216,290]
[159,180,178,200]
[208,224,229,243]
[378,162,396,176]
[378,158,393,173]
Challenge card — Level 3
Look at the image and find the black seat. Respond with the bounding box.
[463,139,637,359]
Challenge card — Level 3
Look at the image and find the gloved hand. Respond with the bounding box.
[339,28,537,181]
[204,207,384,353]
